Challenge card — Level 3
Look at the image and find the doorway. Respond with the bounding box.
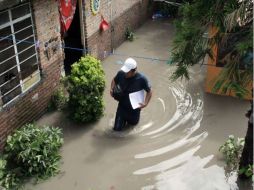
[63,2,83,75]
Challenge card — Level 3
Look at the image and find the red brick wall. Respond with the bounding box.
[0,0,151,149]
[85,0,151,60]
[0,0,63,150]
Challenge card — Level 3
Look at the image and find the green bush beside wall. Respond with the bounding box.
[0,124,63,189]
[67,55,106,123]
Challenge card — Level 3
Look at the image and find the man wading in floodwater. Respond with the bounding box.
[110,58,152,131]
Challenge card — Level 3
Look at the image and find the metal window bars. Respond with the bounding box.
[0,2,40,107]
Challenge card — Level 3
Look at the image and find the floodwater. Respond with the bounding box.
[27,20,252,190]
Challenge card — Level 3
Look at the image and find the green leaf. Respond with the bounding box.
[67,55,106,123]
[3,123,63,183]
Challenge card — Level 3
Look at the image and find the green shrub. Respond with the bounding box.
[67,55,106,123]
[239,164,253,179]
[4,124,63,181]
[0,169,20,190]
[219,135,245,170]
[48,77,69,111]
[125,27,135,41]
[49,86,69,111]
[0,158,6,181]
[0,157,20,190]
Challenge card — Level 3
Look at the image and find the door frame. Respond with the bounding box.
[78,0,85,51]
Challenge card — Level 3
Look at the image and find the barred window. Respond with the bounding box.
[0,3,40,107]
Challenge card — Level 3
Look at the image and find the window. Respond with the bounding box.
[0,3,40,107]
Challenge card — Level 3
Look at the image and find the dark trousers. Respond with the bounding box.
[113,105,140,131]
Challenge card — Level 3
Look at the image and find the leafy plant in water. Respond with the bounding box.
[67,55,105,123]
[0,155,22,189]
[4,124,63,183]
[0,158,6,180]
[219,135,245,170]
[170,0,253,98]
[125,27,135,41]
[49,85,69,111]
[0,170,20,190]
[239,164,253,179]
[48,77,69,111]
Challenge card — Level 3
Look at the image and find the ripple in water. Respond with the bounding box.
[99,68,238,190]
[132,80,238,190]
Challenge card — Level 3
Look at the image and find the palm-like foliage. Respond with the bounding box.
[169,0,253,179]
[224,0,253,32]
[212,0,253,98]
[170,0,253,98]
[212,55,251,98]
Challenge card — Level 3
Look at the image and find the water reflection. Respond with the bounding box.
[140,156,236,190]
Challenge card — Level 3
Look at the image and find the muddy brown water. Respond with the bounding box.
[26,20,251,190]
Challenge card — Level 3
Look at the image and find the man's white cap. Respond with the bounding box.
[121,58,137,73]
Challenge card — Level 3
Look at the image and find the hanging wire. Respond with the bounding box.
[0,35,215,66]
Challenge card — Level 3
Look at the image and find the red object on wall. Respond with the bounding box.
[58,0,77,35]
[100,16,109,31]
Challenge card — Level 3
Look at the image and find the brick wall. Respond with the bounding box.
[84,0,151,59]
[0,0,63,150]
[0,0,151,149]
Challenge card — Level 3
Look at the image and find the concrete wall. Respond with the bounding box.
[0,0,64,149]
[84,0,151,59]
